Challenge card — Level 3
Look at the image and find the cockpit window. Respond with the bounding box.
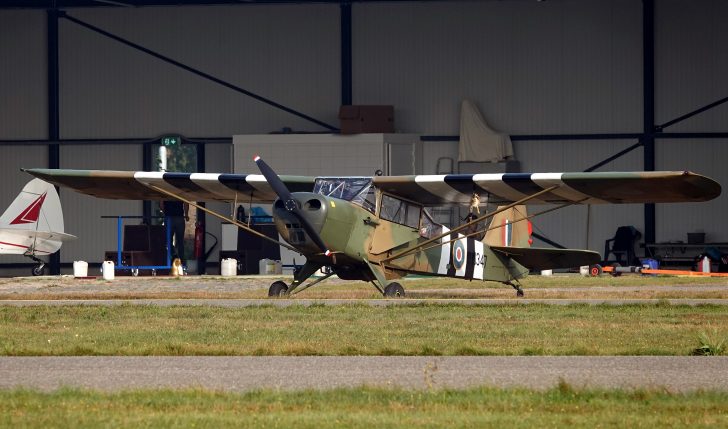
[419,208,443,239]
[380,194,421,229]
[313,177,375,213]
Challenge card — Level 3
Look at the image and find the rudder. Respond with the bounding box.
[483,205,532,247]
[0,179,64,234]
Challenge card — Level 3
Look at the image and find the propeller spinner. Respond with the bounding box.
[253,156,332,257]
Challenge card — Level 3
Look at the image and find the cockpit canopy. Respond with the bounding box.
[313,177,443,238]
[313,177,376,212]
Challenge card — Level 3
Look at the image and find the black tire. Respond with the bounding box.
[383,282,405,298]
[589,264,603,277]
[32,265,44,276]
[268,281,289,297]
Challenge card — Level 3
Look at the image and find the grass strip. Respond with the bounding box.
[2,303,727,356]
[1,385,727,428]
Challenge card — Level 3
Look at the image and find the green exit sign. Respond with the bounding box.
[162,136,180,147]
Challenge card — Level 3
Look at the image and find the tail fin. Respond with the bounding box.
[0,179,66,236]
[483,205,532,247]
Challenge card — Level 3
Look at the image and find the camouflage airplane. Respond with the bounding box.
[23,161,720,297]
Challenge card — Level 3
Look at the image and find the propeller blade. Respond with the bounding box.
[254,155,294,205]
[253,156,331,256]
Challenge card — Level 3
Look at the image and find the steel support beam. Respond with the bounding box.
[643,0,655,245]
[340,1,352,106]
[47,9,61,275]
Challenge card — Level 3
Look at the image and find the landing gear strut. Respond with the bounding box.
[508,281,524,297]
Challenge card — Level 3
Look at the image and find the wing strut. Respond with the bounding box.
[147,184,301,254]
[380,185,559,264]
[403,199,586,258]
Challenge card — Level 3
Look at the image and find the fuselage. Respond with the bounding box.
[270,178,528,283]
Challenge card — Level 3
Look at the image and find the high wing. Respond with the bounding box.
[23,168,720,205]
[375,171,720,205]
[22,169,315,203]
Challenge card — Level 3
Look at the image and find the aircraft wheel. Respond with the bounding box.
[268,281,289,297]
[589,264,603,277]
[131,268,139,277]
[31,265,44,276]
[383,282,405,298]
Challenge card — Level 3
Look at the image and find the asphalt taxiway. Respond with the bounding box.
[1,356,726,392]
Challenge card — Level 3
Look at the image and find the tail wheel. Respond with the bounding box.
[32,265,44,276]
[383,282,405,298]
[589,264,602,277]
[268,281,289,297]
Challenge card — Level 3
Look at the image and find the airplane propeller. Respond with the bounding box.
[253,156,332,257]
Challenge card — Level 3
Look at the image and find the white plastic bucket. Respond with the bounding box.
[73,261,88,278]
[102,261,115,280]
[259,258,276,275]
[579,265,589,276]
[221,258,237,277]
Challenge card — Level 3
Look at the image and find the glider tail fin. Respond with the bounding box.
[483,205,532,248]
[0,179,65,235]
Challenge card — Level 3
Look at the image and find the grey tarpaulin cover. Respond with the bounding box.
[458,99,514,162]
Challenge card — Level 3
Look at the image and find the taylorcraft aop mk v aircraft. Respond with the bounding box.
[24,160,720,296]
[1,179,76,275]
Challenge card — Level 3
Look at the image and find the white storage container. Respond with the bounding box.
[102,261,115,280]
[73,261,88,278]
[221,258,237,277]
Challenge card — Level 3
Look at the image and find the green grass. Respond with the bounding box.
[1,386,727,428]
[1,304,727,356]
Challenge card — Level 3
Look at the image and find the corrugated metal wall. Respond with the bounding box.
[0,0,726,265]
[656,0,728,133]
[353,0,643,135]
[59,4,340,138]
[0,10,46,140]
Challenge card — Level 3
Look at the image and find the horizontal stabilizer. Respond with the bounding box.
[491,246,600,270]
[0,229,76,242]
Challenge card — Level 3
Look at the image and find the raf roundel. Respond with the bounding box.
[452,240,466,270]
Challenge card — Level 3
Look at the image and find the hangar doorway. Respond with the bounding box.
[150,136,198,263]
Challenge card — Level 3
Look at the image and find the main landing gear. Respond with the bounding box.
[266,262,408,299]
[29,255,45,276]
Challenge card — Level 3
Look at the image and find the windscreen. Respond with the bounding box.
[313,177,375,212]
